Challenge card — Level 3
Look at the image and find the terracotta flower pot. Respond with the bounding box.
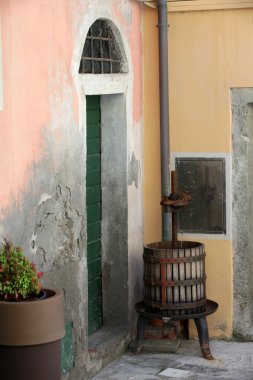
[0,288,65,380]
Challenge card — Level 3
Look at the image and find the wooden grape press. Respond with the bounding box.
[134,0,218,360]
[134,171,218,359]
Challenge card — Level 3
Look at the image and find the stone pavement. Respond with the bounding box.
[91,340,253,379]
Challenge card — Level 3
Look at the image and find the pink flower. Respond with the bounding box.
[37,271,44,279]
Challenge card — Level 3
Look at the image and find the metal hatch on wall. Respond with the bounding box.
[176,157,226,234]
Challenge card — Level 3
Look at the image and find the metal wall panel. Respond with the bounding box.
[176,158,226,234]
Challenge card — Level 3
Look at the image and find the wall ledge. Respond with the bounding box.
[143,0,253,12]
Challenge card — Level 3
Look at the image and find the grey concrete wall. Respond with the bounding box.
[1,118,89,375]
[101,94,128,327]
[232,88,253,339]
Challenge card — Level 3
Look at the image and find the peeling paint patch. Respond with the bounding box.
[38,193,52,206]
[112,1,143,123]
[119,0,132,26]
[128,152,140,189]
[32,183,84,272]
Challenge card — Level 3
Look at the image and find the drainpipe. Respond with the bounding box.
[157,0,171,241]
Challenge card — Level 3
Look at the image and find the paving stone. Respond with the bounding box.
[158,368,193,378]
[91,341,253,380]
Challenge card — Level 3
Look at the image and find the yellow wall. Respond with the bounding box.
[144,6,253,338]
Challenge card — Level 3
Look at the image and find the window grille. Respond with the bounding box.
[79,19,123,74]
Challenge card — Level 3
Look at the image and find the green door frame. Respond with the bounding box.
[86,95,103,335]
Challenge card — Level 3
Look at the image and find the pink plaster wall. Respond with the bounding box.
[0,0,142,214]
[0,0,77,213]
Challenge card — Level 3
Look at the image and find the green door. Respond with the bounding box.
[86,96,102,335]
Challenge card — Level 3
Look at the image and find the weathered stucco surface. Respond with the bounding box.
[232,88,253,340]
[0,1,143,378]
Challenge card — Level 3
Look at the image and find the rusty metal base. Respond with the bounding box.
[134,299,218,360]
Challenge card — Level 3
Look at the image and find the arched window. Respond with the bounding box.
[79,19,127,74]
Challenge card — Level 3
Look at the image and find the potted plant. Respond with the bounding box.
[0,239,65,380]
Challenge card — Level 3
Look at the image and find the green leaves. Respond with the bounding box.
[0,239,43,301]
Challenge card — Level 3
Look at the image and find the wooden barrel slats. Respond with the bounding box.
[144,276,206,287]
[143,241,207,316]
